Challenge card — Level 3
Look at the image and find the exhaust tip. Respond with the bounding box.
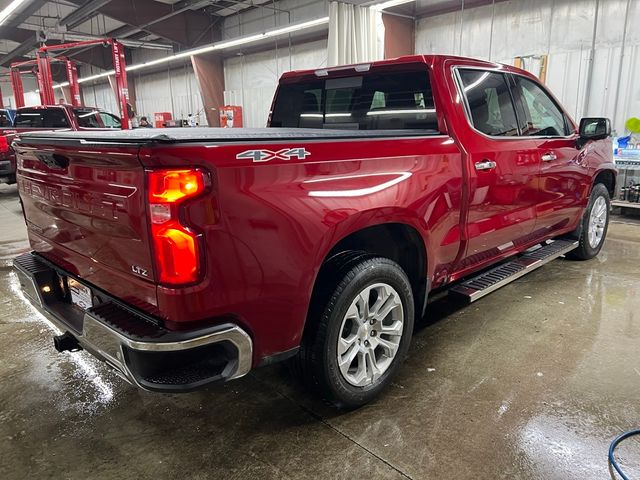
[53,332,82,353]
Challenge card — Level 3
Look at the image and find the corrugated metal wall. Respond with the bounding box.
[223,39,328,127]
[79,50,206,126]
[83,81,119,114]
[416,0,640,134]
[133,64,206,126]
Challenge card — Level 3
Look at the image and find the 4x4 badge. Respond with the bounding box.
[236,148,310,163]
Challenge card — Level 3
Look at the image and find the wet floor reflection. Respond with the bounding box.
[1,218,639,479]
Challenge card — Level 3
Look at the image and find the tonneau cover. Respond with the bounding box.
[14,127,438,145]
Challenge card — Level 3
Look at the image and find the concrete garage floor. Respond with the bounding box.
[1,182,640,480]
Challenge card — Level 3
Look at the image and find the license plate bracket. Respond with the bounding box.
[67,278,93,310]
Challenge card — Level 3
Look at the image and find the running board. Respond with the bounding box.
[449,239,578,304]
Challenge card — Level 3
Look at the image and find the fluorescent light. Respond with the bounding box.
[300,113,352,118]
[306,172,412,198]
[373,0,414,11]
[366,109,436,115]
[0,0,28,26]
[83,17,328,81]
[49,16,330,90]
[463,72,490,91]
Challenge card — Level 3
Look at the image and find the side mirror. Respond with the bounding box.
[578,117,611,147]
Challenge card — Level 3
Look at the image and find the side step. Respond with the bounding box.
[449,239,578,304]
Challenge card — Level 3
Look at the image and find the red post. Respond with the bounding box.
[0,85,3,108]
[111,40,131,129]
[10,68,24,108]
[66,60,82,106]
[35,67,46,105]
[36,51,56,105]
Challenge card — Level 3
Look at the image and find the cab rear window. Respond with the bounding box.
[271,67,438,132]
[14,109,69,128]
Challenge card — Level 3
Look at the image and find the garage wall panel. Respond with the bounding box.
[133,65,206,126]
[79,59,207,126]
[224,39,328,127]
[222,0,327,39]
[415,0,640,133]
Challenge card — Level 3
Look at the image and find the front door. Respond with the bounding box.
[510,75,592,236]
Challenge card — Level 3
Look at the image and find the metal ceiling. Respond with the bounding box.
[0,0,275,68]
[0,0,507,69]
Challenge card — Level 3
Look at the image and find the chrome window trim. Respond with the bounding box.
[451,64,576,141]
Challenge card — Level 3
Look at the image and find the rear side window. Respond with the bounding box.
[14,109,69,128]
[459,70,518,137]
[513,76,568,136]
[271,67,438,131]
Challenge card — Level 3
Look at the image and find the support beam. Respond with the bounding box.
[0,38,39,67]
[1,0,49,30]
[382,13,415,59]
[191,52,225,127]
[58,0,113,29]
[66,0,212,47]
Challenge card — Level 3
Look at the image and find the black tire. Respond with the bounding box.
[566,183,610,260]
[294,255,414,409]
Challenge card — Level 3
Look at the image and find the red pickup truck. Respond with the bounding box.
[0,104,121,184]
[12,55,615,408]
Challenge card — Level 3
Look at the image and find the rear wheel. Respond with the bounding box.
[295,256,414,409]
[566,183,610,260]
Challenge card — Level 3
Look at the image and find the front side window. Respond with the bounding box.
[73,109,121,129]
[459,69,519,137]
[270,67,438,132]
[514,76,568,136]
[99,112,121,128]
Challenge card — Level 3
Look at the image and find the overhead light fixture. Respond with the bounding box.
[51,16,330,90]
[0,0,28,26]
[373,0,414,11]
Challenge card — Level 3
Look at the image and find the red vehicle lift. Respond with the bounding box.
[10,56,81,108]
[38,39,132,129]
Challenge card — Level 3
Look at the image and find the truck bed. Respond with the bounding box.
[16,127,439,145]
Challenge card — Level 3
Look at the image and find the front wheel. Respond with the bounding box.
[566,183,611,260]
[295,256,414,409]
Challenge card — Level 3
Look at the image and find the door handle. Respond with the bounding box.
[475,160,497,171]
[541,152,557,162]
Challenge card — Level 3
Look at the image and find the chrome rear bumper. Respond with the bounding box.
[13,252,253,392]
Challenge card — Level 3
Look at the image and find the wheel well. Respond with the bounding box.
[319,223,428,317]
[594,170,616,198]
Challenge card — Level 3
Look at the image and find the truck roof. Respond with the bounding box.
[280,54,532,81]
[15,104,109,111]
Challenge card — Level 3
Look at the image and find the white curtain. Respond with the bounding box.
[328,2,385,67]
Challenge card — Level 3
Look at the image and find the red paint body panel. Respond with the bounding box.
[13,55,616,366]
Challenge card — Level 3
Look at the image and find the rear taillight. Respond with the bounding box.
[0,136,9,153]
[147,169,206,285]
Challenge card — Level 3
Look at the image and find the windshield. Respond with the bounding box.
[270,66,438,131]
[74,109,121,129]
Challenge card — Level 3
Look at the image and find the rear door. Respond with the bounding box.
[455,68,540,270]
[510,75,591,235]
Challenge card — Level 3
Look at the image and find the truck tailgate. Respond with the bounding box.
[14,141,158,310]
